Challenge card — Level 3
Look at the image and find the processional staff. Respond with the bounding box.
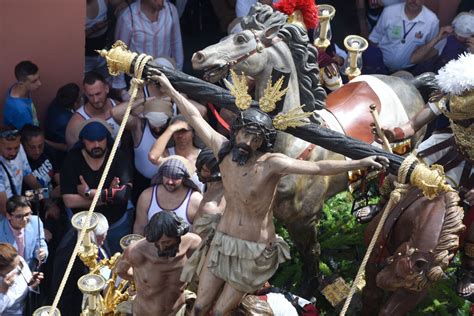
[98,41,424,179]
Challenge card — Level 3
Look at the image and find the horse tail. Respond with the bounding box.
[410,72,439,103]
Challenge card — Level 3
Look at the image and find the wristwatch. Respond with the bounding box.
[85,188,93,198]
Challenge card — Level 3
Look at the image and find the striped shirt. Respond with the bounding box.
[113,0,183,88]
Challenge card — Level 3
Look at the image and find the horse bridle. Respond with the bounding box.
[225,29,282,70]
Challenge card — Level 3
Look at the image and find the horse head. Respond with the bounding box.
[376,243,434,292]
[192,26,282,83]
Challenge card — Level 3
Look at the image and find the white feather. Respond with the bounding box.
[435,53,474,95]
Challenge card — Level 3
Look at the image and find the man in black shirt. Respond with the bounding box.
[60,119,133,253]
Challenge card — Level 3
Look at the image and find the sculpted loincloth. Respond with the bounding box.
[207,230,291,293]
[180,213,222,283]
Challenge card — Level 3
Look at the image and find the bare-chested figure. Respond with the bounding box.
[116,212,201,316]
[181,148,225,283]
[151,69,389,315]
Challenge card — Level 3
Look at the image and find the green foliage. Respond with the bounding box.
[272,191,472,315]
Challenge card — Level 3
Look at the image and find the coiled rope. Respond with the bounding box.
[48,53,152,315]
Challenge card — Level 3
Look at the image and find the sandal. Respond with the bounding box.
[456,269,474,301]
[353,204,382,224]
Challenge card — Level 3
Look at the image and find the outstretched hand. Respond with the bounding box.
[361,155,390,170]
[149,68,174,95]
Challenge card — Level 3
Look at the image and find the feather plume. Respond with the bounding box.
[436,53,474,96]
[274,0,319,29]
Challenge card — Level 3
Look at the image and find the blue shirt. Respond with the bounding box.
[3,87,39,129]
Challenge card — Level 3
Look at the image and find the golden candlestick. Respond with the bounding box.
[72,212,99,270]
[78,274,106,316]
[343,35,368,79]
[33,306,61,316]
[314,5,336,50]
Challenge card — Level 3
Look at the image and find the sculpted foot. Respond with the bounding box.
[457,270,474,299]
[353,204,382,224]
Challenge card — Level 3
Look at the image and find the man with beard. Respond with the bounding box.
[60,119,133,253]
[0,126,41,217]
[133,156,202,236]
[116,211,201,316]
[151,70,389,315]
[65,72,121,148]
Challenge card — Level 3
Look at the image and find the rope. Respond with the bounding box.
[48,53,152,315]
[339,154,416,316]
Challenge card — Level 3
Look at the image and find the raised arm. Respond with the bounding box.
[268,153,389,176]
[149,69,226,155]
[116,246,135,281]
[111,97,150,130]
[148,120,189,164]
[382,104,438,142]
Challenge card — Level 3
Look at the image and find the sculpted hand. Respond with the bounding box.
[149,69,175,95]
[361,155,390,170]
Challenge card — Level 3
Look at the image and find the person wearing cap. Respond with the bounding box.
[149,115,202,167]
[133,155,202,236]
[0,126,42,217]
[117,211,201,316]
[434,12,474,72]
[60,119,133,253]
[65,72,121,149]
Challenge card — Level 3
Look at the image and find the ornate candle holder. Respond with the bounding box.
[313,4,336,50]
[78,274,106,316]
[343,35,368,79]
[72,212,99,270]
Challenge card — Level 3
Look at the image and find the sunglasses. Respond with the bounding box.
[0,130,20,140]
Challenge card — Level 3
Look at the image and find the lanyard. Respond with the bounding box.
[401,20,417,44]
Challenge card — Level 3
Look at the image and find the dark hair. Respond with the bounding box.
[145,212,189,242]
[14,60,39,81]
[20,124,44,143]
[83,71,106,86]
[0,243,18,270]
[56,83,80,109]
[6,195,31,215]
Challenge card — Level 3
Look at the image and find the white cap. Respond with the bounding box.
[453,12,474,38]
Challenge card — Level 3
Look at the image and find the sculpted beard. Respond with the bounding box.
[157,243,180,257]
[232,143,253,166]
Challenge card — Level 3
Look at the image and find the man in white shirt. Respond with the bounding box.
[0,127,41,217]
[363,0,451,75]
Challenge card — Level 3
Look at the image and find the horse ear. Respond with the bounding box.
[261,25,280,46]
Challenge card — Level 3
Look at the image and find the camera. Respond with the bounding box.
[25,188,50,201]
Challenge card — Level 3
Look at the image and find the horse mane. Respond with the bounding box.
[428,192,465,282]
[403,192,465,292]
[241,3,327,111]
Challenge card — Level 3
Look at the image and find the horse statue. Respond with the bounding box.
[191,3,433,295]
[362,188,464,315]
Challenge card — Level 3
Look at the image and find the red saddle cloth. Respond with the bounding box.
[326,81,381,144]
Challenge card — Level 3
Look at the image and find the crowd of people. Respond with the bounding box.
[0,0,473,315]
